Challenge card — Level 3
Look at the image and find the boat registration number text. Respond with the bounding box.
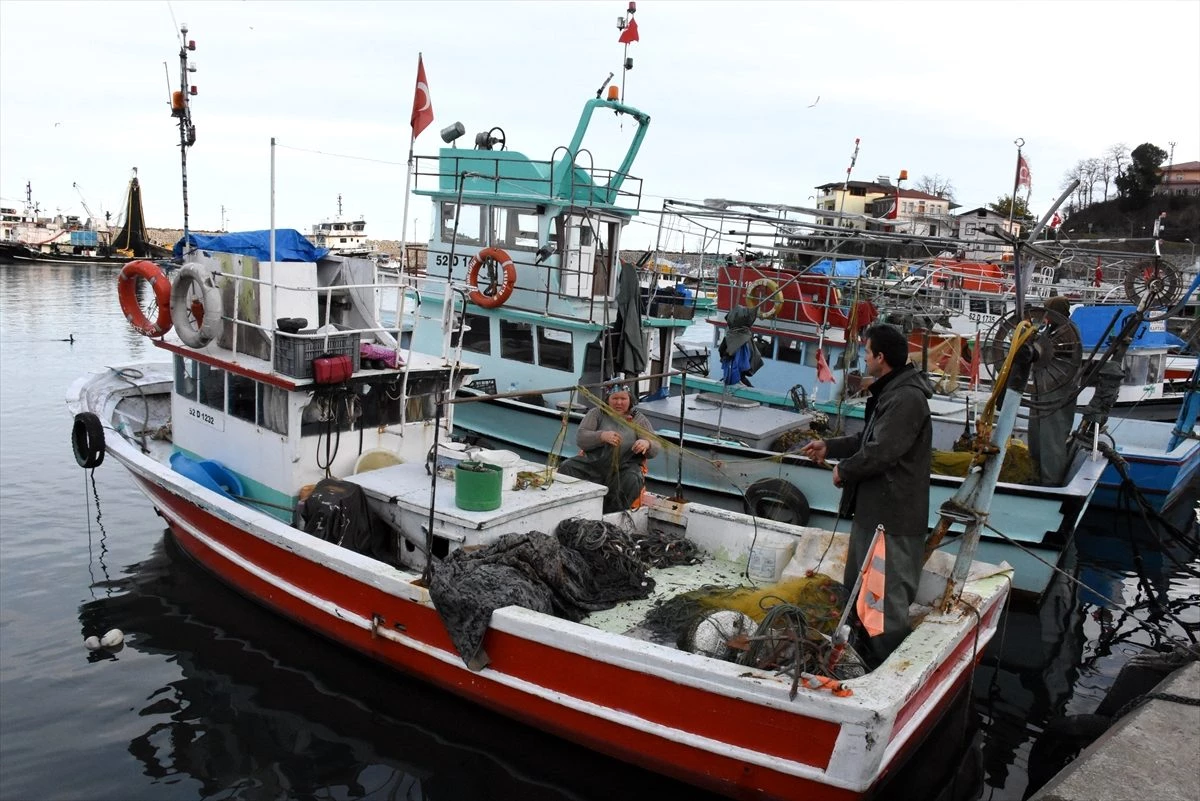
[434,253,471,267]
[186,404,225,431]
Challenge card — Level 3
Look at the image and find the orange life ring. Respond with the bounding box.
[466,247,516,308]
[118,260,172,337]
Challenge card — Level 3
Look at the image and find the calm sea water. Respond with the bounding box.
[1,261,1196,801]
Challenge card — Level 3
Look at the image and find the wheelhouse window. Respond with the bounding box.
[776,337,803,364]
[198,362,226,412]
[537,326,574,371]
[174,356,198,400]
[499,319,535,364]
[300,376,441,437]
[492,207,540,251]
[461,312,492,355]
[440,202,484,245]
[258,384,288,434]
[227,373,257,423]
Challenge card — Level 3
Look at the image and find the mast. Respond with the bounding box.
[171,24,198,256]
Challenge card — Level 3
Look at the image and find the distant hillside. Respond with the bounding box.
[1059,195,1200,245]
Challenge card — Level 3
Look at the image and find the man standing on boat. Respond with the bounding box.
[558,387,660,513]
[1029,295,1079,486]
[801,323,933,667]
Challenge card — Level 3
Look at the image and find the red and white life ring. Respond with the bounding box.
[466,247,517,309]
[117,260,173,337]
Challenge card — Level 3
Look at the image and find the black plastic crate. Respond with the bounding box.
[274,330,361,379]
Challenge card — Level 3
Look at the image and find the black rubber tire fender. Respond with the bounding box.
[743,478,810,525]
[72,412,105,469]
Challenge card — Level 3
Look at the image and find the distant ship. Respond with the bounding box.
[0,170,169,266]
[310,194,373,257]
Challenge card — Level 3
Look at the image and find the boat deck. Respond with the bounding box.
[582,556,748,640]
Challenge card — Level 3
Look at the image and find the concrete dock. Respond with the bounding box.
[1031,660,1200,801]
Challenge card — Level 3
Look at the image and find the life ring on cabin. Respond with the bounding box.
[117,260,173,337]
[744,478,810,525]
[466,247,517,308]
[72,412,105,469]
[744,278,782,319]
[170,263,224,348]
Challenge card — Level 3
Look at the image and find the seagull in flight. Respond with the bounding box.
[808,95,820,108]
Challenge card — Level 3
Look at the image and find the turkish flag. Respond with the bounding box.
[1017,155,1032,190]
[410,55,434,139]
[618,17,639,44]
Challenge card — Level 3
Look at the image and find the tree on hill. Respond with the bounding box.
[989,194,1035,222]
[1114,143,1167,207]
[915,174,956,200]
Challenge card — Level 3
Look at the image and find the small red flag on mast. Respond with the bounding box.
[618,17,639,44]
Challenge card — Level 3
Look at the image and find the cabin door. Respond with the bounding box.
[560,214,599,298]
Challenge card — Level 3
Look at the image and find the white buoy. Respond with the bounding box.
[100,629,124,648]
[84,636,101,651]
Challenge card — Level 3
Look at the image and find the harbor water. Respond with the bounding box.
[1,261,1197,800]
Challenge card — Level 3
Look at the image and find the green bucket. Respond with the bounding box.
[454,461,503,511]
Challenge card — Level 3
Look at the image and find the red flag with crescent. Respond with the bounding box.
[410,55,434,139]
[1017,155,1032,190]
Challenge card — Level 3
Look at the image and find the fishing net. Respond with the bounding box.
[642,575,868,686]
[931,437,1036,484]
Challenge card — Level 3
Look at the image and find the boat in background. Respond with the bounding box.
[0,171,168,266]
[311,194,373,257]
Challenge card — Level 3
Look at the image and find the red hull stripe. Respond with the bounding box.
[132,475,872,800]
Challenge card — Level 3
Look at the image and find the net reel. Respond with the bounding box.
[1123,258,1182,321]
[980,305,1083,415]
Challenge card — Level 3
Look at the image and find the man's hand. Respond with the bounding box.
[801,439,828,465]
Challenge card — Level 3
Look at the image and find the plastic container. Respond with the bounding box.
[454,461,502,511]
[169,452,244,501]
[474,448,522,489]
[747,539,797,583]
[354,448,402,474]
[274,329,361,379]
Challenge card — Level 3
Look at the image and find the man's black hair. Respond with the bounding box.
[865,323,909,370]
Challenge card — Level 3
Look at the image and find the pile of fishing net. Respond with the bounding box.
[641,575,868,687]
[429,517,699,669]
[931,437,1036,484]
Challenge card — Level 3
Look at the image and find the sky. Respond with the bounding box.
[2,0,1197,250]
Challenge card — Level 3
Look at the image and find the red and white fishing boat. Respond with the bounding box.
[68,221,1016,799]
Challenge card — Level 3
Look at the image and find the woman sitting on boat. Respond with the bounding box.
[558,386,659,513]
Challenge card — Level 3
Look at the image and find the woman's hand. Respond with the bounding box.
[631,438,650,455]
[601,431,622,447]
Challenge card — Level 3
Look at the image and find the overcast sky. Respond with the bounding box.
[2,0,1197,249]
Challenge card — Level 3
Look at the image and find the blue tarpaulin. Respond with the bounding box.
[1071,304,1185,349]
[172,229,329,262]
[808,258,865,277]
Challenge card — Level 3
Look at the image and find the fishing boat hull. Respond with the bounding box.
[69,362,1010,801]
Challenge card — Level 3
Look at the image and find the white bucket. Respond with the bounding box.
[475,448,523,490]
[747,539,797,583]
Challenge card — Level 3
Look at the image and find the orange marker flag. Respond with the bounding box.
[856,528,887,637]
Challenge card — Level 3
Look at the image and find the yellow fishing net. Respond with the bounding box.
[931,437,1036,484]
